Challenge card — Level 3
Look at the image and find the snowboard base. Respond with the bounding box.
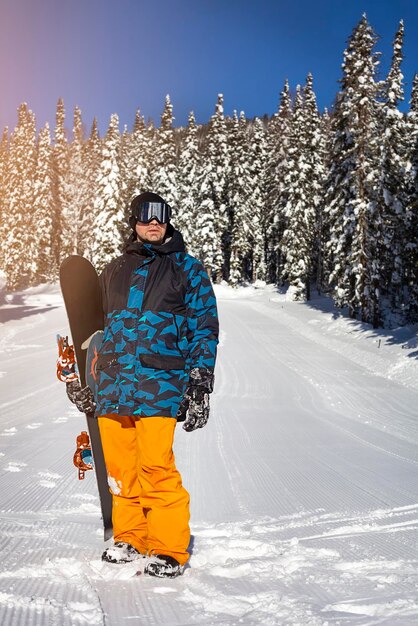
[60,255,113,541]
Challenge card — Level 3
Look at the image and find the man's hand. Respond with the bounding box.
[178,368,214,432]
[66,380,96,414]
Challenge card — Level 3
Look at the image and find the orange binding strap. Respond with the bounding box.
[56,335,78,383]
[73,431,94,479]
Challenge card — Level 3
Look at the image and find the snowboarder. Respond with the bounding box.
[66,192,218,578]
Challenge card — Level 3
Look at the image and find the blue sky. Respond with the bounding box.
[0,0,417,135]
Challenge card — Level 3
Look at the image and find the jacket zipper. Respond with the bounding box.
[172,314,183,356]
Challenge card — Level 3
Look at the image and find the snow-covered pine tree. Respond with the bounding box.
[2,104,37,289]
[207,94,231,280]
[229,111,253,285]
[0,127,9,271]
[0,127,8,192]
[133,108,146,134]
[60,107,91,258]
[247,117,267,282]
[280,82,319,300]
[119,109,150,214]
[303,74,326,296]
[404,73,418,320]
[265,80,293,284]
[316,108,333,293]
[193,95,230,279]
[385,20,405,106]
[79,117,102,260]
[378,20,409,314]
[91,114,123,270]
[145,118,156,166]
[150,95,178,206]
[195,150,220,276]
[51,98,69,269]
[119,124,130,216]
[176,111,201,254]
[0,126,7,176]
[325,15,382,326]
[32,123,54,284]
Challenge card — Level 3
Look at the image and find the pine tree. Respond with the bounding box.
[32,123,54,284]
[133,108,146,134]
[0,127,8,193]
[131,109,151,195]
[303,74,326,296]
[79,117,102,259]
[91,114,124,270]
[195,153,219,275]
[119,124,130,215]
[280,83,319,300]
[2,104,37,289]
[51,98,69,269]
[119,109,150,215]
[229,111,253,285]
[248,117,267,282]
[378,20,409,313]
[404,73,418,320]
[280,76,326,300]
[0,127,9,271]
[150,95,178,205]
[265,80,293,283]
[317,108,333,292]
[176,111,201,253]
[325,15,382,326]
[204,94,230,280]
[60,107,91,258]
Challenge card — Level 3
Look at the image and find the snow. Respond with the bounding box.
[0,283,417,625]
[107,475,122,496]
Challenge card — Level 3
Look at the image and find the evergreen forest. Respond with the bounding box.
[0,16,417,328]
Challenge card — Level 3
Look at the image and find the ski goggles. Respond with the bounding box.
[132,201,172,224]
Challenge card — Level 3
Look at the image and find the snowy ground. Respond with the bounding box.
[0,282,417,626]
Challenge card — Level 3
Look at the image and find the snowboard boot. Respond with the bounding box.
[144,554,184,578]
[102,541,145,564]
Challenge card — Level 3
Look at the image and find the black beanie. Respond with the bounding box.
[128,192,171,230]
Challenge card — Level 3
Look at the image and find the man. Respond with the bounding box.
[67,191,218,578]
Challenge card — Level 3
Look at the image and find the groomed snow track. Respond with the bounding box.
[0,284,417,625]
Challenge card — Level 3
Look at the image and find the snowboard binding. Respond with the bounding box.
[73,431,94,479]
[57,336,93,479]
[56,335,78,382]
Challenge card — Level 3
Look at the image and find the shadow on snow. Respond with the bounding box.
[290,288,418,360]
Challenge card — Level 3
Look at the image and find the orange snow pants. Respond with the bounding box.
[98,414,190,566]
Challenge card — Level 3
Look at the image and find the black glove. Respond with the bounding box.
[178,368,214,432]
[66,380,96,414]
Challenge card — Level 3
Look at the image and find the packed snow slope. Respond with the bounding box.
[0,283,417,626]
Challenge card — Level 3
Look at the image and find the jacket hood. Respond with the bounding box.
[125,226,186,257]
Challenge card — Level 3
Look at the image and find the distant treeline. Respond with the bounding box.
[0,15,417,328]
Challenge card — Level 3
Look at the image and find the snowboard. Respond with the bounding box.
[60,255,113,541]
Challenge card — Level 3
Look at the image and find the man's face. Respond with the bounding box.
[135,219,167,245]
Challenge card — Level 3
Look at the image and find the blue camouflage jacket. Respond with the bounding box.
[95,228,219,419]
